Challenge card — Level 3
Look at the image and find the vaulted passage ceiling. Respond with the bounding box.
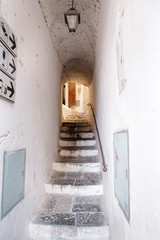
[38,0,101,85]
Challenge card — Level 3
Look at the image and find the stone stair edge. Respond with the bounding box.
[52,162,100,173]
[61,125,91,128]
[54,155,99,161]
[61,127,92,131]
[28,223,110,240]
[45,184,103,196]
[55,158,99,164]
[60,130,93,133]
[47,171,102,181]
[60,132,95,139]
[59,137,96,141]
[62,122,90,124]
[58,146,97,151]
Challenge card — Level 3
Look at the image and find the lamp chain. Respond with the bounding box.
[72,0,74,8]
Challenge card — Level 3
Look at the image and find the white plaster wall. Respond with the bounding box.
[75,84,89,113]
[90,0,160,239]
[75,83,82,112]
[83,85,89,113]
[0,0,61,239]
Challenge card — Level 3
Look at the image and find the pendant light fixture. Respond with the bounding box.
[64,0,80,33]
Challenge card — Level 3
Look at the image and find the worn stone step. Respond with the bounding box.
[29,223,109,240]
[34,194,104,213]
[60,137,95,141]
[64,118,88,122]
[60,131,94,139]
[61,126,91,132]
[53,162,100,173]
[64,114,88,122]
[31,194,104,225]
[32,212,104,226]
[59,138,96,147]
[62,122,90,127]
[56,156,99,164]
[28,194,109,240]
[48,172,102,185]
[45,172,103,196]
[59,147,98,157]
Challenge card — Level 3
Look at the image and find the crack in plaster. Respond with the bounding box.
[0,132,10,145]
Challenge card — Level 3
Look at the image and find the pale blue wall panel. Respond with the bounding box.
[113,131,130,221]
[1,149,26,219]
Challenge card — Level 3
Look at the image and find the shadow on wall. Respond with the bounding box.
[61,58,93,86]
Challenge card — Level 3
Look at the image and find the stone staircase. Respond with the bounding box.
[28,122,109,240]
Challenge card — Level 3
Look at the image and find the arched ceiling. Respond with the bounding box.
[38,0,102,85]
[62,58,93,85]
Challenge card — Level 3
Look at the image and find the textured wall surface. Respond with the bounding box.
[39,0,102,85]
[0,1,61,239]
[90,0,160,239]
[61,58,93,86]
[39,0,101,67]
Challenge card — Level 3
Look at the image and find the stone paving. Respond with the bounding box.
[33,194,104,227]
[48,171,102,186]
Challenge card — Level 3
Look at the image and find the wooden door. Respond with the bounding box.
[68,82,76,107]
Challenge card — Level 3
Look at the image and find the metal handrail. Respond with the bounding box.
[87,103,108,172]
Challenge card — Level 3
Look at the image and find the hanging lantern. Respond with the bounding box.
[64,0,80,33]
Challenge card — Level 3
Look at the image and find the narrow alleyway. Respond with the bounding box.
[0,0,160,240]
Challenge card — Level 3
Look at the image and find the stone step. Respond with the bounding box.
[56,156,99,163]
[45,172,103,196]
[64,118,88,122]
[60,131,94,139]
[29,224,109,240]
[31,194,104,224]
[46,183,103,197]
[53,162,100,173]
[59,138,96,147]
[28,195,109,240]
[64,118,89,122]
[32,212,105,226]
[62,122,90,127]
[64,114,88,122]
[61,126,91,132]
[59,147,98,157]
